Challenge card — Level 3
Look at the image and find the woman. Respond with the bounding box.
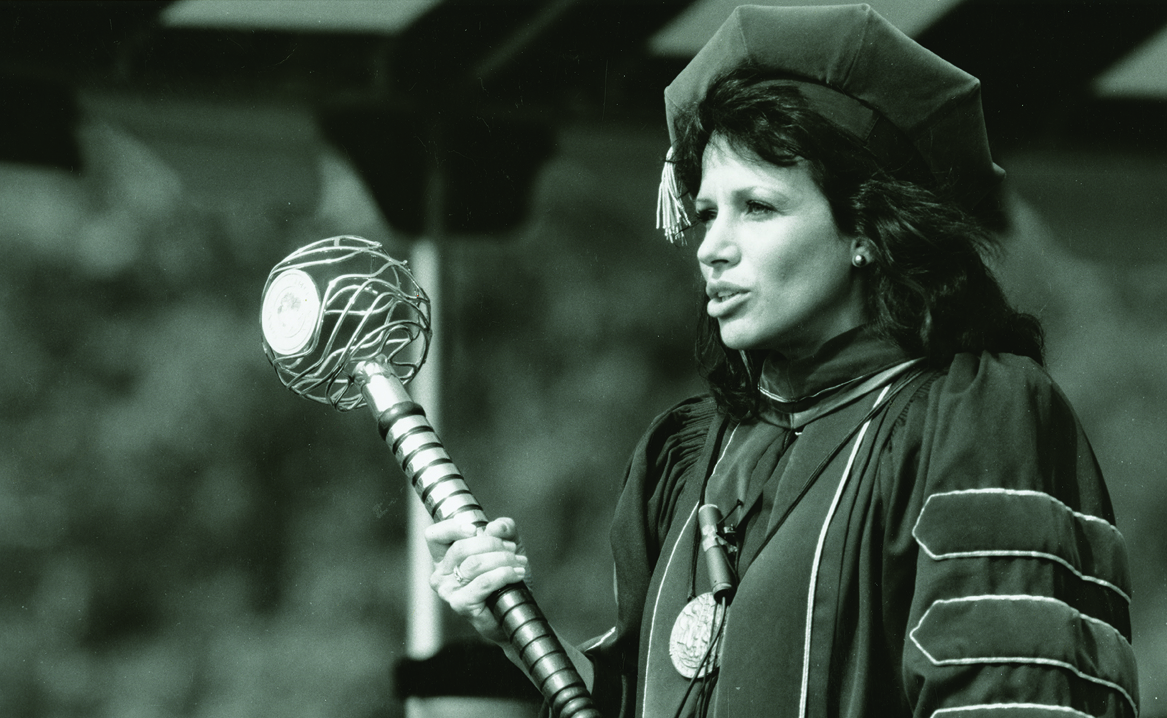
[426,5,1138,717]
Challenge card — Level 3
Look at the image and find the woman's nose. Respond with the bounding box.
[696,216,738,268]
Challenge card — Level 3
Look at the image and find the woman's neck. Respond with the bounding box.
[758,325,908,406]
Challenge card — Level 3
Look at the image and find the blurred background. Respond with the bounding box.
[0,1,1164,716]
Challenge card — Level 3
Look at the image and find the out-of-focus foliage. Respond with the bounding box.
[0,119,417,717]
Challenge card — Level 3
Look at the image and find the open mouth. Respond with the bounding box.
[707,290,747,317]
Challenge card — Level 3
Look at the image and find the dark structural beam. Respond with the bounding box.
[323,0,699,235]
[0,1,173,170]
[0,0,703,233]
[917,0,1167,152]
[389,0,694,113]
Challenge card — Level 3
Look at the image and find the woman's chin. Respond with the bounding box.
[719,333,775,354]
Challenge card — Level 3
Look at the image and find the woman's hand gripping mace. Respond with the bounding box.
[259,236,599,718]
[353,362,599,718]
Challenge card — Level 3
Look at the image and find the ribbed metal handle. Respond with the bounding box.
[355,361,600,718]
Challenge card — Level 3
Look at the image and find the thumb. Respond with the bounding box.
[482,517,518,542]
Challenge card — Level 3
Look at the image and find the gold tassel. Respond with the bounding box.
[655,146,690,244]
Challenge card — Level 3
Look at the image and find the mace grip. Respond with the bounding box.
[374,397,601,718]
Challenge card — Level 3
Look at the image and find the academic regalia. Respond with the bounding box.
[602,4,1139,715]
[581,327,1137,718]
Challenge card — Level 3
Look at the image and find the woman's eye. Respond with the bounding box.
[694,208,716,226]
[744,200,774,215]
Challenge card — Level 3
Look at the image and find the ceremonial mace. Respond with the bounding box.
[259,236,599,718]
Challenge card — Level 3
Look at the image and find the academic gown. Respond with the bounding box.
[579,327,1138,718]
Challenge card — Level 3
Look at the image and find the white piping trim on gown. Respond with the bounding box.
[797,384,893,718]
[642,427,738,718]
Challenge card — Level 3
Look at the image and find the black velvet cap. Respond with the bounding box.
[662,3,1004,212]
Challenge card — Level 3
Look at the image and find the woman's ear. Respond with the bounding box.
[850,238,872,268]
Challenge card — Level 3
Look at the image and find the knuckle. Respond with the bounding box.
[444,541,467,564]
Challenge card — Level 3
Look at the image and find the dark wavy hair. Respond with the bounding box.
[670,69,1044,421]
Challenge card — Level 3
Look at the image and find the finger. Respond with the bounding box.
[458,551,529,583]
[481,517,518,542]
[442,534,519,571]
[433,552,522,602]
[450,564,529,611]
[424,518,479,561]
[433,548,526,600]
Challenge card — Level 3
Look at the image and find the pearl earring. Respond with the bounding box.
[852,253,869,268]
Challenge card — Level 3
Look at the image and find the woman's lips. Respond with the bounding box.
[707,289,748,318]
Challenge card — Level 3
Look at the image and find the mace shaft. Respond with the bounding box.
[353,360,600,718]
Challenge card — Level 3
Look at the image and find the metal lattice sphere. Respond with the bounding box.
[260,236,431,411]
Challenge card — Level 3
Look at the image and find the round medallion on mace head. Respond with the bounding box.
[260,235,431,411]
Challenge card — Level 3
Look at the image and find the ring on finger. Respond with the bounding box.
[452,564,470,586]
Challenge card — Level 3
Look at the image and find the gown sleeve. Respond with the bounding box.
[884,352,1138,718]
[580,395,719,718]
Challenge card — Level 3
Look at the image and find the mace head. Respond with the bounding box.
[260,235,431,411]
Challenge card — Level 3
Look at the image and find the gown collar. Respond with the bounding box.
[757,326,913,424]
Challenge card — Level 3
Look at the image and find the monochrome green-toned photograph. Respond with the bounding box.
[0,2,1163,717]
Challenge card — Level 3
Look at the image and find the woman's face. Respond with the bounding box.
[695,136,866,360]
